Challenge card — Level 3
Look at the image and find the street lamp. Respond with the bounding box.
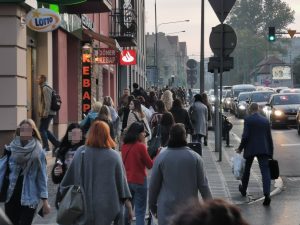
[166,30,186,35]
[154,5,189,87]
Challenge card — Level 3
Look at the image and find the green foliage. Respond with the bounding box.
[293,55,300,86]
[224,0,295,85]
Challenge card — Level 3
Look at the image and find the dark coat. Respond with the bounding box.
[170,108,193,133]
[239,113,273,158]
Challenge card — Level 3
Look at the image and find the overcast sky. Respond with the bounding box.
[145,0,300,59]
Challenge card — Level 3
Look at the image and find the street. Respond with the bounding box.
[227,113,300,225]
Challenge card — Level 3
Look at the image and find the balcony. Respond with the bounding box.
[109,9,137,47]
[60,0,112,14]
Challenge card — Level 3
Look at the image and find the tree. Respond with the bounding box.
[227,0,294,34]
[293,55,300,87]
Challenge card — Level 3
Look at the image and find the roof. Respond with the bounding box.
[256,56,285,67]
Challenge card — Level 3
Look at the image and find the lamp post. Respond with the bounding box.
[166,30,186,35]
[154,1,189,87]
[200,0,204,93]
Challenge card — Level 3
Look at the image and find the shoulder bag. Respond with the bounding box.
[147,125,161,159]
[57,151,86,225]
[132,112,150,138]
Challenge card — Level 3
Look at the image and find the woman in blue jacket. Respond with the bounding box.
[0,119,50,225]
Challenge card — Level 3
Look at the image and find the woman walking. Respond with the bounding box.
[97,105,116,140]
[60,121,133,225]
[51,123,84,207]
[122,122,153,225]
[0,119,50,225]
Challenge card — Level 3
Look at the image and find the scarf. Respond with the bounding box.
[6,137,40,175]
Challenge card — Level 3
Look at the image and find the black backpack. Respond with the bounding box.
[44,85,62,111]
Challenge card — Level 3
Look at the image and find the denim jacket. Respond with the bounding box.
[0,138,48,207]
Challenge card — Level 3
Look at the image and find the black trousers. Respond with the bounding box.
[5,197,36,225]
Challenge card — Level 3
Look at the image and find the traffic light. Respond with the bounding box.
[268,27,276,42]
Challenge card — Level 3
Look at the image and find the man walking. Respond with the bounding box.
[236,103,273,206]
[37,74,60,152]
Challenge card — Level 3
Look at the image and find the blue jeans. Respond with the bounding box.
[125,178,147,225]
[242,155,271,195]
[39,115,60,151]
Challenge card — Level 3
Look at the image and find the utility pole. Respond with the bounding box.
[200,0,205,93]
[155,0,158,87]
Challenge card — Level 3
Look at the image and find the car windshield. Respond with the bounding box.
[238,93,250,101]
[273,94,300,105]
[251,92,273,102]
[233,88,256,97]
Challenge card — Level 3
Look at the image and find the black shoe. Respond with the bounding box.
[263,195,271,206]
[239,184,247,197]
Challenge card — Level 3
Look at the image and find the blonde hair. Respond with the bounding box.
[92,101,102,113]
[161,90,173,111]
[103,96,115,107]
[16,119,42,143]
[99,105,112,121]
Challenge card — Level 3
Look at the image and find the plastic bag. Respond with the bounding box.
[231,153,245,180]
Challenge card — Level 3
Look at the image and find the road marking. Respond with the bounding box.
[281,143,300,147]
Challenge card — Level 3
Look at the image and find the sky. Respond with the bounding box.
[145,0,300,60]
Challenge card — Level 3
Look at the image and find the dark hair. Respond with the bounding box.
[170,199,249,225]
[194,94,203,102]
[123,122,144,144]
[137,95,146,104]
[168,123,187,148]
[57,123,85,157]
[132,99,145,117]
[155,100,167,113]
[126,95,135,107]
[160,112,175,147]
[201,93,209,105]
[133,83,139,89]
[171,98,183,110]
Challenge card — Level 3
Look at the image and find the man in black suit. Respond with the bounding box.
[236,103,273,206]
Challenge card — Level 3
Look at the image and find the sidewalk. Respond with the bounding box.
[203,130,281,204]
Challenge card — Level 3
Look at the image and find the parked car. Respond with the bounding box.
[246,91,274,115]
[233,92,252,119]
[264,93,300,128]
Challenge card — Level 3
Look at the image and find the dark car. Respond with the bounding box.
[230,84,256,113]
[264,93,300,128]
[246,91,274,115]
[233,92,252,119]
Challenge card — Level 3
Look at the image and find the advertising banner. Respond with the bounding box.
[272,66,291,80]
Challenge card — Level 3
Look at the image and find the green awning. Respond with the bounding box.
[37,0,86,5]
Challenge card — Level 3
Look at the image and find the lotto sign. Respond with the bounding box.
[120,50,137,65]
[26,8,61,32]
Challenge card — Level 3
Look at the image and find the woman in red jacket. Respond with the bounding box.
[122,122,153,225]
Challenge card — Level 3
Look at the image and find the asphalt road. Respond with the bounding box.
[227,112,300,225]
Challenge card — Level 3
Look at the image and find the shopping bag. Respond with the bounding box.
[231,153,245,180]
[269,159,279,180]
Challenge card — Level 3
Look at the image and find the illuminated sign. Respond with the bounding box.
[26,8,61,32]
[272,66,291,80]
[82,46,92,119]
[95,48,117,64]
[120,50,137,65]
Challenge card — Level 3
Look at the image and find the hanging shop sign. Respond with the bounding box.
[82,45,92,119]
[120,50,136,65]
[26,8,61,32]
[95,48,117,64]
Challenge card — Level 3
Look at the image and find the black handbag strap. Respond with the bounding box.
[123,144,134,165]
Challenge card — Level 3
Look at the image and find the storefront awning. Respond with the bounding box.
[83,29,121,52]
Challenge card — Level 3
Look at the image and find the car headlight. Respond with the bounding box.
[226,100,231,104]
[210,96,216,102]
[263,106,269,114]
[238,105,246,110]
[274,110,283,117]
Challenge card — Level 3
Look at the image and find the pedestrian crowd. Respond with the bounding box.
[0,77,253,225]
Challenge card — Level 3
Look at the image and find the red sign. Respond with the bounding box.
[82,52,92,119]
[120,50,137,65]
[95,48,117,64]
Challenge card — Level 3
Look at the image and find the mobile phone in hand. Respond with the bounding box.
[38,207,44,217]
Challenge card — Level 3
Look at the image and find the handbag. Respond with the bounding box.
[147,125,161,159]
[0,149,11,202]
[269,159,279,180]
[57,152,86,225]
[132,112,150,138]
[231,153,245,180]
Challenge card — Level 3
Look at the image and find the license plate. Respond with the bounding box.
[288,116,295,120]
